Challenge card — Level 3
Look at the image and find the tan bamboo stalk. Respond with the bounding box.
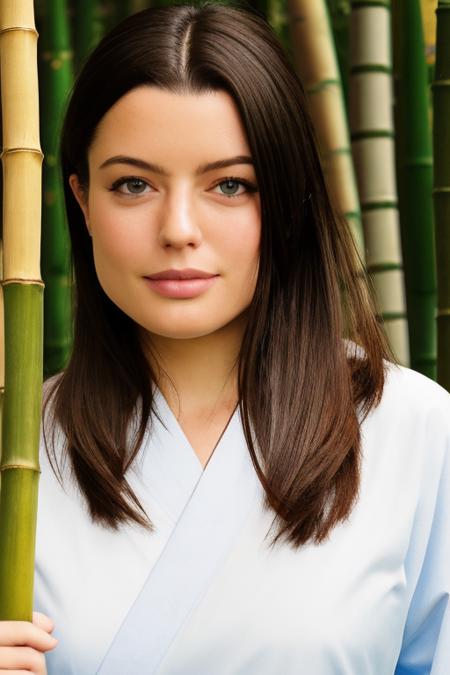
[349,0,410,365]
[286,0,365,261]
[421,0,437,64]
[0,0,44,619]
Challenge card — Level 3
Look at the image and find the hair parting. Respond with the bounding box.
[43,0,395,548]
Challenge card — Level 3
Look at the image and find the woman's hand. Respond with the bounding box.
[0,611,57,674]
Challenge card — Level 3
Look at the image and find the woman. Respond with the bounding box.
[1,2,449,673]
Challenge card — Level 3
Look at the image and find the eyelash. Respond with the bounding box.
[107,175,258,200]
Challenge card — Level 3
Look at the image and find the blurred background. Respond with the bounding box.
[32,0,450,391]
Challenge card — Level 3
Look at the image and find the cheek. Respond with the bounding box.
[225,225,260,278]
[89,202,148,268]
[218,202,260,268]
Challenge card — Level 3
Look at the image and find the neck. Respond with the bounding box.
[140,313,247,417]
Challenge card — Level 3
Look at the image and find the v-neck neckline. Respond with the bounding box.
[152,387,240,473]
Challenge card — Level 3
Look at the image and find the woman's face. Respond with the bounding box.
[69,85,261,340]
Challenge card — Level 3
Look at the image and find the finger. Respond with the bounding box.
[32,612,55,634]
[0,622,57,650]
[0,645,47,672]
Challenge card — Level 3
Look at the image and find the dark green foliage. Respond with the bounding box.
[393,0,437,378]
[433,0,450,390]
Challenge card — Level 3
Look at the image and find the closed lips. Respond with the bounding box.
[146,269,218,280]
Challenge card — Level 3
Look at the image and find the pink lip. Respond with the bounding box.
[146,268,216,280]
[144,269,219,298]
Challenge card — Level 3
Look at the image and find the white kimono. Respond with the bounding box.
[34,361,450,674]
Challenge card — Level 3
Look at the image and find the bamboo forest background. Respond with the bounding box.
[10,0,450,390]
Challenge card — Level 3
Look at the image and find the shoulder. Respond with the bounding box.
[380,361,450,424]
[360,361,450,489]
[345,337,450,425]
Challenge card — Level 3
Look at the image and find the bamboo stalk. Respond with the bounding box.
[349,0,409,365]
[392,0,437,378]
[432,0,450,391]
[268,0,292,57]
[421,0,437,67]
[39,0,73,377]
[326,0,351,108]
[0,100,3,486]
[75,0,116,72]
[0,240,4,494]
[0,0,44,619]
[287,0,365,261]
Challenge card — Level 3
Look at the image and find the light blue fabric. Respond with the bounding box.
[395,407,450,674]
[34,364,450,674]
[96,405,261,674]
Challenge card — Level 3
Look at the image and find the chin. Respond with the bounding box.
[140,321,224,341]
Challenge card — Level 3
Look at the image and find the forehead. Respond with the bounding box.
[89,85,252,165]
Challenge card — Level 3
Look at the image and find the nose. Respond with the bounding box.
[157,186,202,249]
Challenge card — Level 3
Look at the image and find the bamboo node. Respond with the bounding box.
[1,279,45,288]
[0,148,44,160]
[437,308,450,318]
[41,49,73,63]
[307,79,340,95]
[0,26,38,36]
[433,187,450,194]
[0,464,41,474]
[46,154,57,168]
[431,80,450,88]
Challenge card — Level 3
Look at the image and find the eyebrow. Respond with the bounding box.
[98,154,254,176]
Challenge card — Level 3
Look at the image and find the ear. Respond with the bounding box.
[69,173,91,236]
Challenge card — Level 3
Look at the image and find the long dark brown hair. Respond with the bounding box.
[43,0,394,548]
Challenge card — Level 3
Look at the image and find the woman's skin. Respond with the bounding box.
[70,85,261,467]
[0,612,57,673]
[0,86,261,669]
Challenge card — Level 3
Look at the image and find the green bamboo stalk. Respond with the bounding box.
[267,0,292,58]
[349,0,409,365]
[326,0,351,109]
[392,0,437,378]
[287,0,365,260]
[74,0,118,72]
[432,0,450,391]
[0,0,44,619]
[39,0,73,377]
